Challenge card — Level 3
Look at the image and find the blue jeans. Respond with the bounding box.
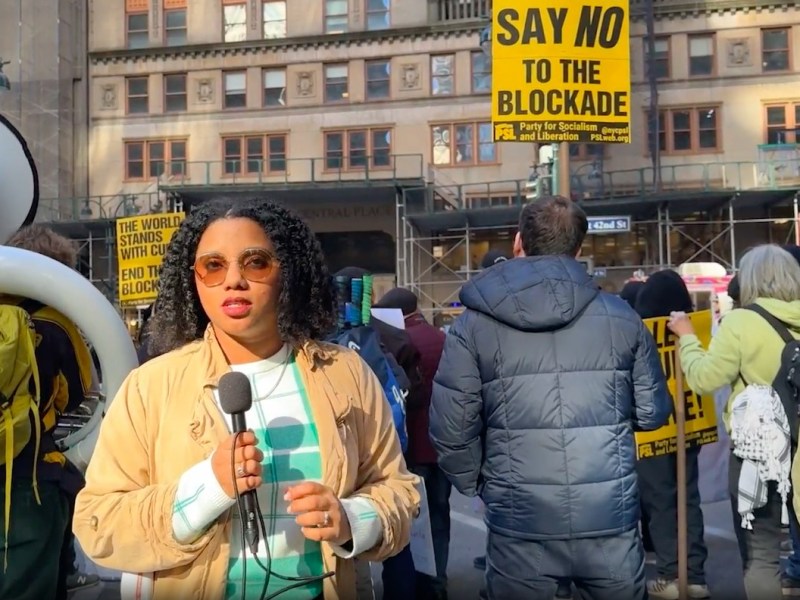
[382,544,416,600]
[787,498,800,580]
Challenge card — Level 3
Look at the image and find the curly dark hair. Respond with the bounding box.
[147,197,336,356]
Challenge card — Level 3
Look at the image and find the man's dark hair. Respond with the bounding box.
[147,197,336,356]
[518,196,588,257]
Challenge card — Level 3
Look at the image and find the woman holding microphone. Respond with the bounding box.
[74,198,419,599]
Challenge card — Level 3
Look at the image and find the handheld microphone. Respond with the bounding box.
[218,371,260,556]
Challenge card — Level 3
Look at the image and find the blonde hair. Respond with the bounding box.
[738,244,800,306]
[6,224,79,268]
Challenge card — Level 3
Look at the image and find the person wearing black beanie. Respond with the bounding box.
[373,288,418,317]
[634,270,709,599]
[620,280,645,310]
[727,275,740,308]
[479,250,509,270]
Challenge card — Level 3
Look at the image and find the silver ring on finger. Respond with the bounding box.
[317,510,330,528]
[236,464,246,478]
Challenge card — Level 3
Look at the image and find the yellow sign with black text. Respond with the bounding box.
[635,310,719,459]
[116,213,184,307]
[491,0,632,144]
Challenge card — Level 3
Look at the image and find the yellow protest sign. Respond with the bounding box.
[116,212,184,307]
[635,310,719,459]
[491,0,631,144]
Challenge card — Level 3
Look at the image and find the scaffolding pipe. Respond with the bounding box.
[644,0,661,192]
[729,197,737,272]
[665,206,672,267]
[657,205,665,268]
[465,220,472,279]
[794,193,799,246]
[395,189,404,286]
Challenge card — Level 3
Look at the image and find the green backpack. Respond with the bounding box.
[0,303,41,569]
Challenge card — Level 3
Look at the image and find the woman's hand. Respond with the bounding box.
[285,482,352,546]
[211,431,264,499]
[668,311,695,337]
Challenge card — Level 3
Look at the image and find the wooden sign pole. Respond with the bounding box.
[674,351,689,600]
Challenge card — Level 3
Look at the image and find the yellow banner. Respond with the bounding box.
[116,213,184,307]
[635,310,719,459]
[491,0,632,144]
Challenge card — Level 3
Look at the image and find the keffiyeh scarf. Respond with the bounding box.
[729,384,791,530]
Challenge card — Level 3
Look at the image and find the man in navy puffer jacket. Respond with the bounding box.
[430,196,671,600]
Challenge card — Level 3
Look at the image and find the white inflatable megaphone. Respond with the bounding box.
[0,113,38,240]
[0,113,138,471]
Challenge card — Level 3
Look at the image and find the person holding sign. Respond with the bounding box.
[669,245,800,600]
[430,196,671,600]
[634,271,710,599]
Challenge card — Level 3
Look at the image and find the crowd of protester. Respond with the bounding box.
[6,196,800,600]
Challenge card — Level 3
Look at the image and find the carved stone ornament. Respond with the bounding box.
[296,72,314,97]
[727,38,752,67]
[400,64,420,90]
[197,78,214,103]
[100,84,117,109]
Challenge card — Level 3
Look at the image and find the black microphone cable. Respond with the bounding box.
[230,431,335,600]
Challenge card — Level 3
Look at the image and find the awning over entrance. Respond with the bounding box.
[162,179,423,210]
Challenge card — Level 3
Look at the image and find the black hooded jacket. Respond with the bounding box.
[430,256,671,540]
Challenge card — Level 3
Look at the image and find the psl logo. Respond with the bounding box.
[494,123,516,141]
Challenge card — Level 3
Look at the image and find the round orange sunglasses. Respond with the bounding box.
[192,248,277,287]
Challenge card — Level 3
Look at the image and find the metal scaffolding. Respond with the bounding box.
[73,226,117,304]
[397,180,800,314]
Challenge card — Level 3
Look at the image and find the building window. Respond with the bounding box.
[431,55,454,96]
[647,107,720,154]
[324,128,391,170]
[431,122,497,166]
[125,139,187,181]
[223,134,287,175]
[471,51,491,93]
[324,64,348,103]
[365,60,390,100]
[569,144,605,160]
[645,36,670,79]
[765,103,800,144]
[223,1,247,43]
[164,8,187,46]
[688,34,714,77]
[263,0,286,39]
[263,68,286,106]
[126,11,149,49]
[126,77,149,114]
[366,0,390,31]
[762,28,790,72]
[224,71,247,109]
[325,0,348,34]
[164,73,187,112]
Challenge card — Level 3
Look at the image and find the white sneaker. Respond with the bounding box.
[648,579,710,599]
[688,583,711,599]
[648,579,679,600]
